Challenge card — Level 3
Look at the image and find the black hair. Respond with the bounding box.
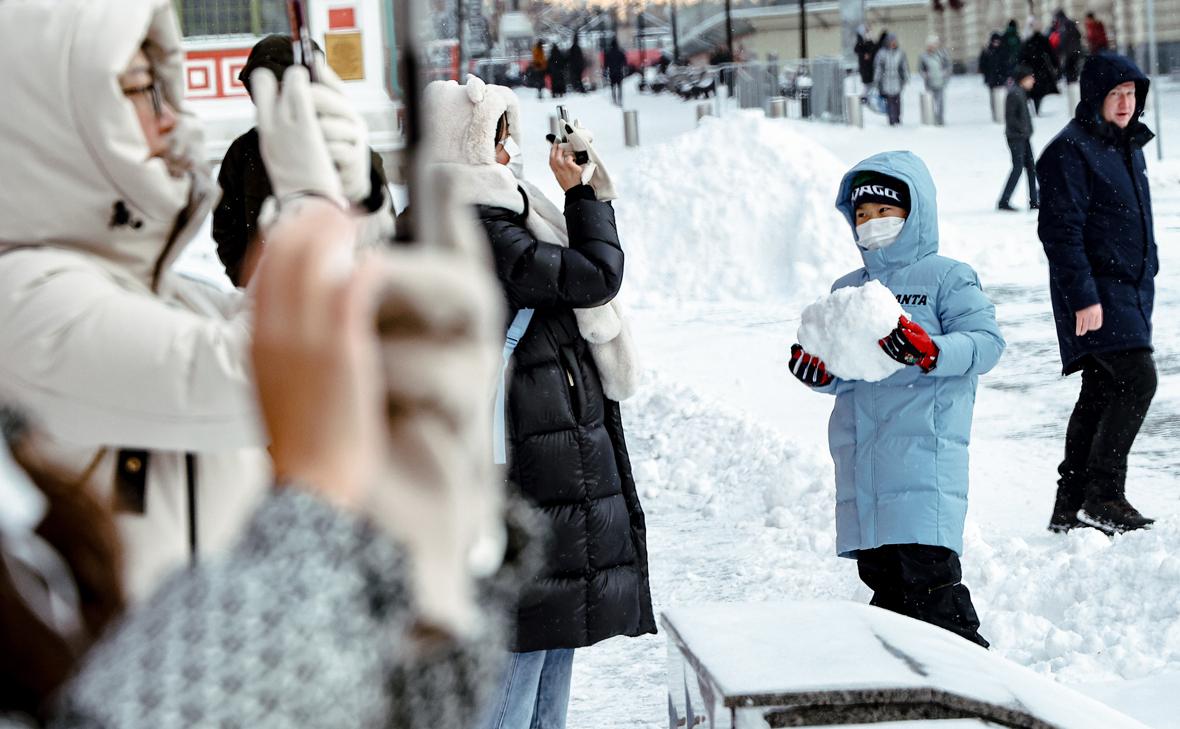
[494,112,509,148]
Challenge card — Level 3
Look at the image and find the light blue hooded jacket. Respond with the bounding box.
[819,152,1005,558]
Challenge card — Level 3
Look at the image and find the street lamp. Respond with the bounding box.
[800,0,807,59]
[724,0,734,58]
[671,0,680,64]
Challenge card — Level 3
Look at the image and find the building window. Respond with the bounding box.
[176,0,289,38]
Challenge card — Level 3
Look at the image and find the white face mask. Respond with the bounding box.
[856,216,906,250]
[502,137,524,177]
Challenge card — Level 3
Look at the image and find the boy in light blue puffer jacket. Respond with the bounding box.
[789,151,1005,648]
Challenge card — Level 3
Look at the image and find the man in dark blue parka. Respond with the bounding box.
[1036,53,1157,536]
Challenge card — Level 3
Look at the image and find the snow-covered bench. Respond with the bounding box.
[662,601,1147,729]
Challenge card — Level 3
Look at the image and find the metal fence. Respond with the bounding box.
[724,58,849,121]
[175,0,288,38]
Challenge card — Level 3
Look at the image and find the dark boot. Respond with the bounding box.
[1048,488,1084,533]
[1078,492,1154,535]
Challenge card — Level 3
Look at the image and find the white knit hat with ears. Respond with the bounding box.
[422,75,522,166]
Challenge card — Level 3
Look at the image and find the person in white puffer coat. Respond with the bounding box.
[0,0,375,602]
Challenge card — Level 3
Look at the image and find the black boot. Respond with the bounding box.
[1077,495,1154,535]
[1047,488,1084,533]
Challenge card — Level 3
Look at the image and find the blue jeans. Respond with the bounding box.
[476,649,575,729]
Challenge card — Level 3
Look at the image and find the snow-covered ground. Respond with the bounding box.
[181,71,1180,726]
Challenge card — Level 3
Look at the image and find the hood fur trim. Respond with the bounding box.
[423,76,521,167]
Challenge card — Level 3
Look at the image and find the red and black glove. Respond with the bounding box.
[879,316,940,373]
[790,344,834,387]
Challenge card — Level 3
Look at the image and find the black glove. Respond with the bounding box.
[790,344,834,388]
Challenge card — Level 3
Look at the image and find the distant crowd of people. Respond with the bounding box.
[980,10,1112,114]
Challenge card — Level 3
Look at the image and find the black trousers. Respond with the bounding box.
[1058,349,1157,506]
[857,544,989,648]
[610,79,623,105]
[884,94,902,125]
[999,137,1038,207]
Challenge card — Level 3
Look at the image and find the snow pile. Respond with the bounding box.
[624,373,836,544]
[796,281,905,381]
[615,112,860,305]
[964,520,1180,685]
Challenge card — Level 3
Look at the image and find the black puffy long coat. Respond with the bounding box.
[1036,54,1157,374]
[979,35,1009,89]
[1019,32,1060,106]
[477,185,656,653]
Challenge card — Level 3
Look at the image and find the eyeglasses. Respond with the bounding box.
[122,81,163,119]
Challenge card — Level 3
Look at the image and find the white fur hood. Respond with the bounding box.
[422,75,521,167]
[0,0,208,288]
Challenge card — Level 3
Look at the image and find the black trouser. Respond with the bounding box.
[999,137,1038,207]
[1058,349,1157,506]
[857,543,989,648]
[884,94,902,125]
[610,79,623,105]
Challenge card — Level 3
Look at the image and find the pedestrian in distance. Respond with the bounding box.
[1018,18,1060,114]
[855,24,878,99]
[213,34,392,288]
[422,76,654,729]
[606,38,627,106]
[1085,13,1110,54]
[790,153,1005,649]
[979,32,1010,91]
[874,34,909,126]
[1036,53,1159,536]
[1049,9,1085,85]
[998,66,1039,212]
[567,37,586,94]
[1001,19,1023,78]
[530,40,548,99]
[547,44,568,98]
[919,35,952,125]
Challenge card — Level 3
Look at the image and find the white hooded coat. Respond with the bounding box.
[0,0,268,601]
[422,76,640,401]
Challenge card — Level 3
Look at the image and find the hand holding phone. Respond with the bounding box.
[287,0,318,82]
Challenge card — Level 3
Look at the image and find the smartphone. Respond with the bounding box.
[556,106,590,165]
[286,0,318,82]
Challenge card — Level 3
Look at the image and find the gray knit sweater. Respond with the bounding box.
[39,488,505,729]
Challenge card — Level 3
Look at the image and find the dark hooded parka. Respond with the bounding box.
[1036,53,1157,374]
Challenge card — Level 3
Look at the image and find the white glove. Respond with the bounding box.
[364,165,505,638]
[252,65,345,206]
[564,122,617,201]
[309,59,373,204]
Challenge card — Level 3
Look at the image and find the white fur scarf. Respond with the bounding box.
[439,163,640,401]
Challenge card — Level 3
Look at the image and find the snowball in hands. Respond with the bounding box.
[797,281,907,382]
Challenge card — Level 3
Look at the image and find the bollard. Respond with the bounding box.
[696,102,714,123]
[1067,82,1080,112]
[767,97,786,118]
[845,94,863,128]
[549,115,561,138]
[920,92,935,126]
[623,110,640,147]
[991,87,1006,124]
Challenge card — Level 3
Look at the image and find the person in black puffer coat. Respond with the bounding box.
[1018,21,1060,114]
[422,76,653,729]
[1036,53,1158,537]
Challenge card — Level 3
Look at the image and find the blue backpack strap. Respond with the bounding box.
[493,308,534,465]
